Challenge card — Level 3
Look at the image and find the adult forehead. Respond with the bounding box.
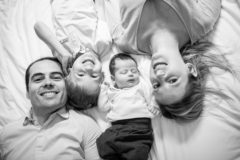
[29,59,63,75]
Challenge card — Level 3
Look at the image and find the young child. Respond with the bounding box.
[34,22,104,110]
[97,53,159,160]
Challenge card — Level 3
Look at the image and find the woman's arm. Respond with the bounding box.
[34,21,72,75]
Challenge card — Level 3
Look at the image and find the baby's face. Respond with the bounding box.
[113,59,140,89]
[69,51,103,95]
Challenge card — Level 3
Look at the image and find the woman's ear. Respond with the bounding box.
[186,63,198,77]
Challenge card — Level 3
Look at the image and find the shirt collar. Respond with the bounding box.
[23,107,69,126]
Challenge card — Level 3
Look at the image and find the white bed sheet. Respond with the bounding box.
[0,1,240,159]
[0,0,54,129]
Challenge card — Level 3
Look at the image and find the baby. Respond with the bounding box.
[97,53,159,160]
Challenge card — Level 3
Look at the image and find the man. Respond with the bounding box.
[0,57,101,160]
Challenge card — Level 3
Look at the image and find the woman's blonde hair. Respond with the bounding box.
[158,41,233,121]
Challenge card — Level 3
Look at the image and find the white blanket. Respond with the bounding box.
[0,0,240,159]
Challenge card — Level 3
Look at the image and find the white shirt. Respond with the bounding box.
[0,108,101,160]
[98,78,159,122]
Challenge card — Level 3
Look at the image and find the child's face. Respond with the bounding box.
[69,51,103,95]
[113,59,139,89]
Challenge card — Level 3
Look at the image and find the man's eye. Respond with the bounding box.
[51,73,64,80]
[52,76,63,81]
[77,73,84,77]
[168,78,177,84]
[33,78,42,82]
[153,83,160,89]
[32,76,43,82]
[91,73,99,78]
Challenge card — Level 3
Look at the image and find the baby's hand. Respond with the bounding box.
[103,81,110,87]
[148,106,160,116]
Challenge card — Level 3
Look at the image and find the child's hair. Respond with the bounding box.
[65,76,100,110]
[157,41,233,121]
[109,53,138,76]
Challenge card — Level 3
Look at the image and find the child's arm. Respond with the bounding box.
[139,78,160,116]
[98,82,111,112]
[34,21,72,75]
[148,96,160,116]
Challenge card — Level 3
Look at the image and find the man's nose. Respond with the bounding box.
[43,78,54,88]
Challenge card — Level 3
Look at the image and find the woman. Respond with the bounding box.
[107,0,230,120]
[104,0,240,160]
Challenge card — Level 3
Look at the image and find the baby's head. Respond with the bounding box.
[109,53,140,89]
[66,49,103,110]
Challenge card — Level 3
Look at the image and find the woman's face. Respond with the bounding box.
[150,49,191,105]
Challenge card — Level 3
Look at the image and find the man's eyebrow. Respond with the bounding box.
[31,73,44,79]
[51,71,64,77]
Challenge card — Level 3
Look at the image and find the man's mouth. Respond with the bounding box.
[40,91,59,97]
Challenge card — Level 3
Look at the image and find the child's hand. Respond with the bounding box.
[53,51,73,76]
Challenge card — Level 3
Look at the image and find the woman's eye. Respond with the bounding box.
[153,83,160,89]
[77,73,84,77]
[168,78,177,84]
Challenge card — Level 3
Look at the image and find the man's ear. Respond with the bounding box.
[186,63,198,77]
[111,75,115,82]
[26,91,30,99]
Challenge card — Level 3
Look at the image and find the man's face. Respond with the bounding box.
[27,60,67,112]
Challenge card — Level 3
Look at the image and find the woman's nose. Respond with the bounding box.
[156,70,165,77]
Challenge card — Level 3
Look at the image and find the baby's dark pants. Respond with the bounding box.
[96,118,153,160]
